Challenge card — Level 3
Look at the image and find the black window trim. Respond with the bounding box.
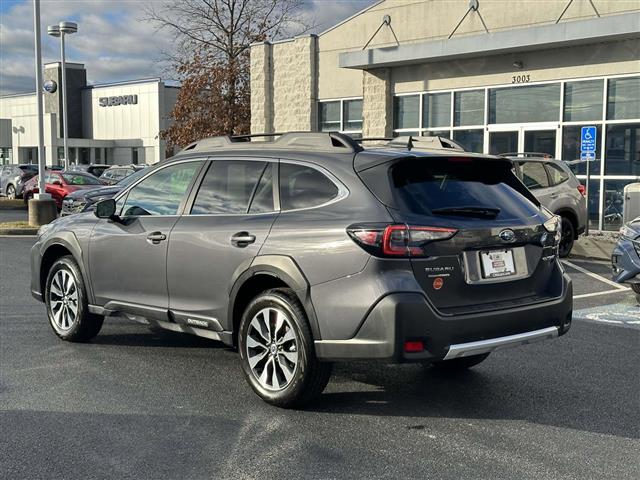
[518,161,551,190]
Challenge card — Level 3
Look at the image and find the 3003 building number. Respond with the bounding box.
[512,74,531,84]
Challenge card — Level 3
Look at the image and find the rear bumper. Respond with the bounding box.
[315,273,572,362]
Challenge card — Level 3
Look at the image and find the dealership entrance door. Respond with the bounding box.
[487,124,559,157]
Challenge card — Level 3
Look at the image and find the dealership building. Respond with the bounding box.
[0,62,178,167]
[250,0,639,231]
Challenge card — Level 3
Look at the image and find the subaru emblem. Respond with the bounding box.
[499,229,516,243]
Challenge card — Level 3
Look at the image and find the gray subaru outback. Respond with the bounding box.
[30,133,572,407]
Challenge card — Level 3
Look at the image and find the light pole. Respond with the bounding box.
[47,21,77,169]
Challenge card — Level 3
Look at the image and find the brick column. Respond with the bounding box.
[362,68,393,138]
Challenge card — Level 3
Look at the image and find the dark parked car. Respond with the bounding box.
[0,164,39,199]
[67,163,110,178]
[23,171,104,209]
[506,154,587,257]
[61,167,148,216]
[30,133,572,407]
[98,165,146,185]
[612,216,640,300]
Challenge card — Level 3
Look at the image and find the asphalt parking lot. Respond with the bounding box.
[1,236,638,480]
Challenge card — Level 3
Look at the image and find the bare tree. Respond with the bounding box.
[146,0,312,147]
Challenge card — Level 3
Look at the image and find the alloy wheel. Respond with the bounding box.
[49,269,79,331]
[246,307,299,391]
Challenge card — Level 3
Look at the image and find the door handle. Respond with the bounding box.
[146,231,167,244]
[231,232,256,247]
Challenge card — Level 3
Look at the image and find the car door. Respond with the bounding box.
[0,166,10,193]
[519,161,553,207]
[46,172,66,205]
[89,159,205,318]
[167,159,278,331]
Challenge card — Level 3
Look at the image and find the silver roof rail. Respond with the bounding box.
[177,132,361,155]
[386,135,466,152]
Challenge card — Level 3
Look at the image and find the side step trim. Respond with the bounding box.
[443,326,559,360]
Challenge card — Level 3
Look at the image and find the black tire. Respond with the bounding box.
[558,216,575,258]
[45,255,104,342]
[238,288,332,408]
[23,191,33,205]
[431,353,490,371]
[6,184,16,199]
[631,284,640,295]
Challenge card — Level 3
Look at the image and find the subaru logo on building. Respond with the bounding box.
[499,229,516,243]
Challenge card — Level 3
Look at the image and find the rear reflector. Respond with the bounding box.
[404,340,424,353]
[577,184,586,196]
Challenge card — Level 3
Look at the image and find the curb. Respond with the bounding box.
[0,228,38,235]
[0,206,27,211]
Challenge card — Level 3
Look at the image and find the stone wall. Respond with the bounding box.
[362,68,392,138]
[251,35,318,134]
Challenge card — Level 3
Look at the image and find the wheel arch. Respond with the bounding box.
[555,208,579,239]
[40,234,92,303]
[228,255,320,347]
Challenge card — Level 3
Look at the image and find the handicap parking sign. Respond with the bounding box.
[581,126,597,152]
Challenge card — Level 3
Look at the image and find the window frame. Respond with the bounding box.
[317,97,363,136]
[518,161,551,190]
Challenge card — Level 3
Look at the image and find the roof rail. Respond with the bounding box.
[386,135,466,152]
[500,152,554,159]
[177,131,362,155]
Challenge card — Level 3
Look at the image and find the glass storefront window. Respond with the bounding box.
[607,77,640,120]
[394,95,419,130]
[489,131,518,155]
[343,99,362,131]
[393,130,419,138]
[454,90,484,126]
[453,129,483,153]
[562,125,602,175]
[423,92,451,128]
[489,83,561,124]
[605,123,640,176]
[524,130,556,157]
[586,179,600,230]
[319,101,340,132]
[422,130,450,138]
[564,80,603,122]
[603,179,630,231]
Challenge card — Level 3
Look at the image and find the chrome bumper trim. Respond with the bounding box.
[443,326,559,360]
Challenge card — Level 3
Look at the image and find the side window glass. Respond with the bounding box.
[191,160,267,215]
[280,163,339,210]
[122,161,201,216]
[546,164,569,186]
[248,163,275,214]
[520,162,550,190]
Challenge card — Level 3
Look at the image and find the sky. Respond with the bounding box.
[0,0,376,95]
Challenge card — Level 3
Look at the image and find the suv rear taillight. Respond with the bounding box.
[347,224,457,257]
[577,184,586,196]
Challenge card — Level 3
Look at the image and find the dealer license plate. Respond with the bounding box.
[480,249,516,279]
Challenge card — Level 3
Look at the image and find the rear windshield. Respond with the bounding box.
[19,165,38,172]
[359,157,539,220]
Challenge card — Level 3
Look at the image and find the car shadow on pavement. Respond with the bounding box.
[307,359,639,440]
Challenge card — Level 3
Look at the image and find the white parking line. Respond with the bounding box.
[574,288,630,299]
[562,260,627,290]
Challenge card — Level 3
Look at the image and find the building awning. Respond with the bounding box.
[339,13,640,69]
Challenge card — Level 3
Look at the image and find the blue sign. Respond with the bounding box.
[581,126,597,153]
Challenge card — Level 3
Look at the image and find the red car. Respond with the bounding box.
[23,171,104,209]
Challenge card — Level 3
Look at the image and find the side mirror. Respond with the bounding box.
[95,198,117,219]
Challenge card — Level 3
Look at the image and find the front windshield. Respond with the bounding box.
[61,173,102,186]
[117,167,148,186]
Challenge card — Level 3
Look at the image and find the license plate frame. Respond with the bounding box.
[480,249,516,279]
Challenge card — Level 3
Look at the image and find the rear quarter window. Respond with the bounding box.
[520,162,550,190]
[279,163,339,210]
[546,163,569,186]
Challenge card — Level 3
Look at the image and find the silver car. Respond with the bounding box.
[0,164,39,199]
[508,154,587,257]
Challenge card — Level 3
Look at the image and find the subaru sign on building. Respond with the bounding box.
[250,0,640,231]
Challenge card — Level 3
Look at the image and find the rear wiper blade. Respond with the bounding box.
[431,206,501,218]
